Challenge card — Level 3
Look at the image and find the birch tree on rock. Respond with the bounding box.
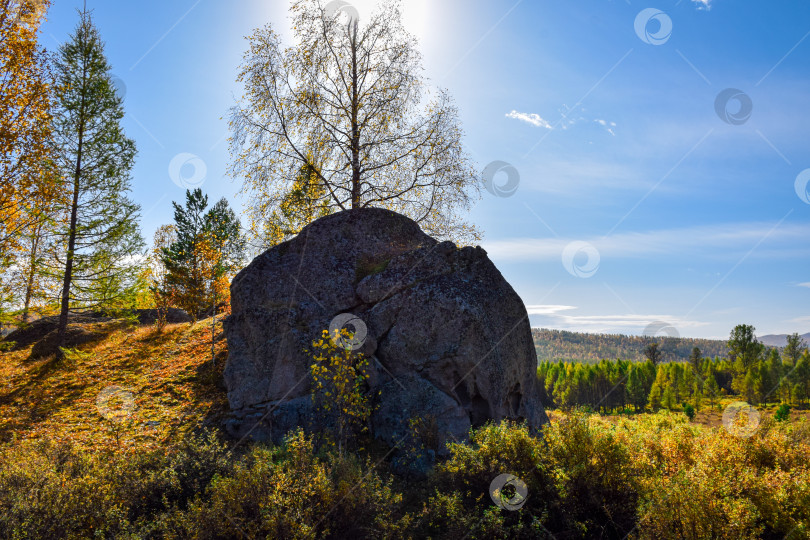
[229,0,480,247]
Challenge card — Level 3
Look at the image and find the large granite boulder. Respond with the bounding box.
[223,208,548,455]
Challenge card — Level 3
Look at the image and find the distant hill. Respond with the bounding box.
[532,328,729,364]
[758,332,810,348]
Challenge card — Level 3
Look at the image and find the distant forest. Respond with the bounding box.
[532,328,730,363]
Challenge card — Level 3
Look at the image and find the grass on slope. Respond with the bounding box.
[0,317,229,453]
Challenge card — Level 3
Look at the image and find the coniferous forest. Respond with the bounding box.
[536,326,810,414]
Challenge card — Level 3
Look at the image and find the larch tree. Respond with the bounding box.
[229,0,480,248]
[688,347,702,374]
[265,161,332,245]
[704,366,719,409]
[688,346,703,401]
[626,366,646,412]
[51,8,143,353]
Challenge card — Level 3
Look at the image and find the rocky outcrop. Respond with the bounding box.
[223,208,548,455]
[2,314,113,352]
[30,327,105,359]
[129,308,193,325]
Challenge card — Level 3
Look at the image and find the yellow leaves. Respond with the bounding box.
[307,327,373,451]
[0,6,55,319]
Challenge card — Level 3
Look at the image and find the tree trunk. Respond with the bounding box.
[349,22,360,208]
[21,224,41,324]
[211,283,216,365]
[56,49,88,356]
[56,144,83,355]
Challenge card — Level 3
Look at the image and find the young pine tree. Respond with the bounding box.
[162,189,208,321]
[162,189,244,322]
[51,8,142,352]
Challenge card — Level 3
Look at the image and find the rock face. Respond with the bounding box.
[3,314,113,354]
[30,327,105,359]
[224,208,548,454]
[130,308,193,325]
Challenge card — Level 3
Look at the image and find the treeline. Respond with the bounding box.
[537,325,810,413]
[533,328,729,363]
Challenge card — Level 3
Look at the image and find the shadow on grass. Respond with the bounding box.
[0,318,236,447]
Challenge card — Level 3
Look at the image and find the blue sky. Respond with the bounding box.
[40,0,810,339]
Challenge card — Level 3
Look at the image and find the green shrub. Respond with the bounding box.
[613,412,810,539]
[0,413,806,538]
[166,429,411,539]
[434,420,555,534]
[118,429,233,532]
[411,490,550,539]
[0,440,128,539]
[775,403,790,422]
[684,404,696,421]
[543,414,640,537]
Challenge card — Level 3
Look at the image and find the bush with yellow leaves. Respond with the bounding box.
[307,328,374,455]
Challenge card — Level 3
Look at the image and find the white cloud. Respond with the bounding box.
[482,222,810,262]
[594,118,617,136]
[529,308,708,335]
[798,282,810,288]
[505,110,552,129]
[691,0,711,10]
[526,304,577,315]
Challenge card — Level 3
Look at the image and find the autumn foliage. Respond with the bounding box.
[0,0,56,319]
